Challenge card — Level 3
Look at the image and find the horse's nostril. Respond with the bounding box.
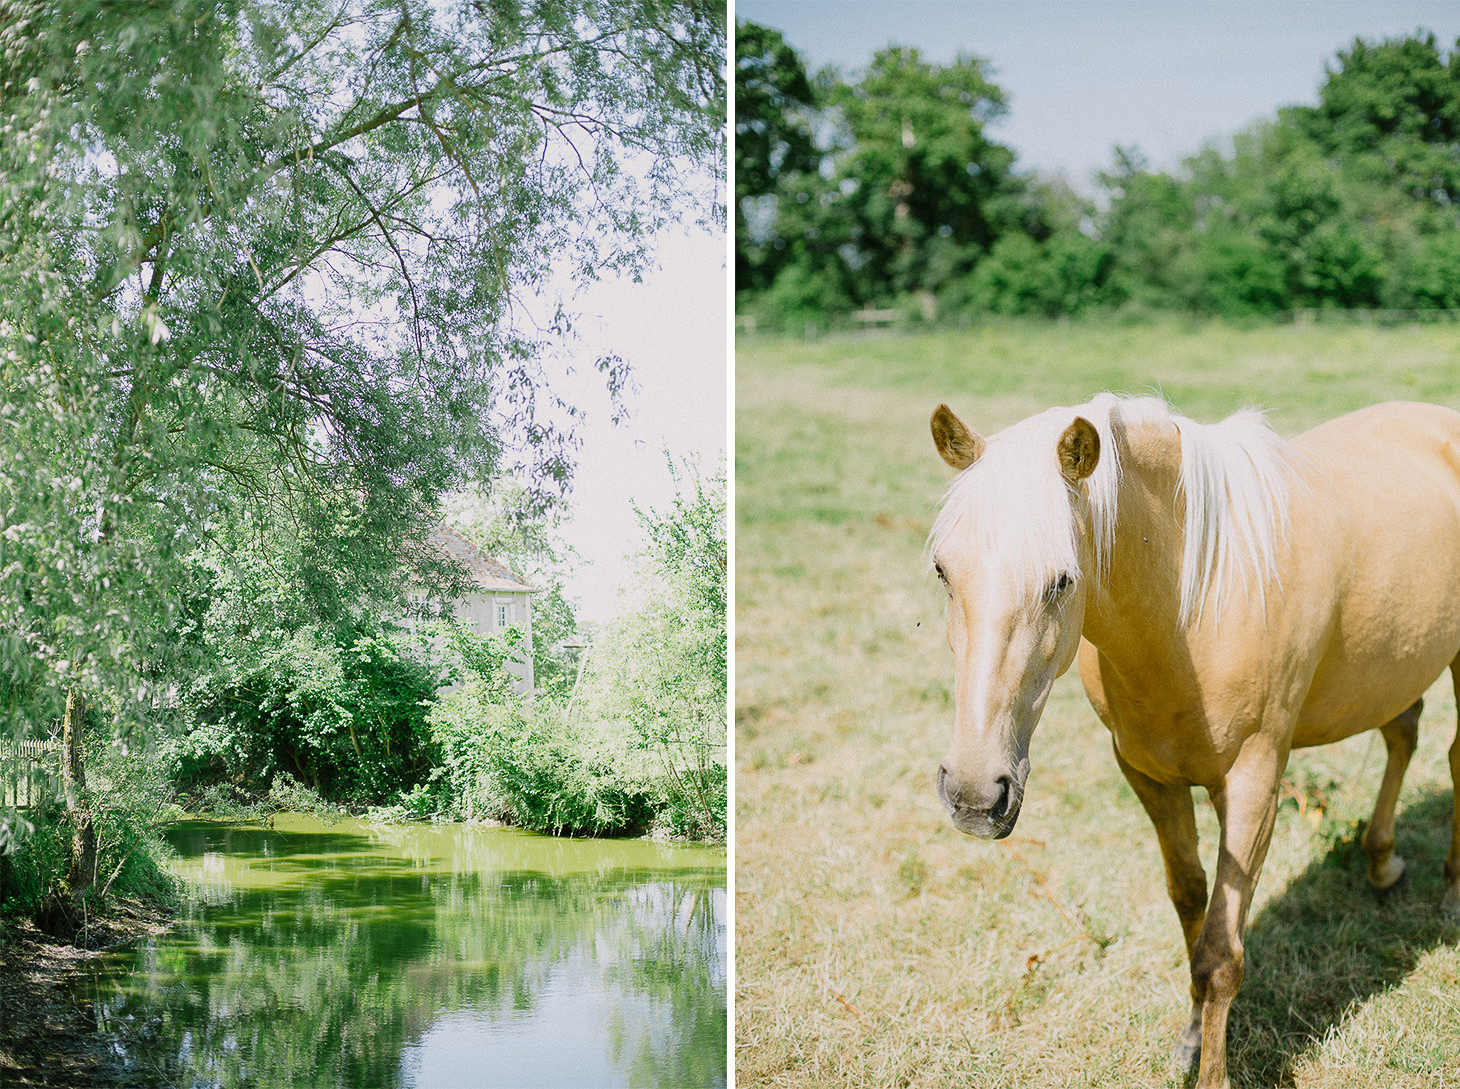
[989,775,1012,822]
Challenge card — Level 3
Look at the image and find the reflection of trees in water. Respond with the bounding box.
[84,824,726,1089]
[608,883,728,1089]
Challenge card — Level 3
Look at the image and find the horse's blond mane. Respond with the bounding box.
[929,394,1297,627]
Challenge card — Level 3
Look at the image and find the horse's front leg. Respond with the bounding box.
[1190,739,1285,1089]
[1111,743,1208,1077]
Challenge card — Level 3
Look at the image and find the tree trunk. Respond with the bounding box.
[35,686,97,941]
[62,686,98,900]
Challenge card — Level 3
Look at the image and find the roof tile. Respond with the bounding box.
[428,526,536,592]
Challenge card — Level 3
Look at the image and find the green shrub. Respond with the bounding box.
[428,680,656,836]
[173,623,440,806]
[87,742,183,904]
[967,232,1113,318]
[1,740,181,916]
[364,781,445,823]
[0,808,69,915]
[656,762,727,841]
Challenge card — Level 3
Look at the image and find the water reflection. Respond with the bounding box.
[79,816,727,1089]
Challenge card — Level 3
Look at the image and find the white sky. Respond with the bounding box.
[549,226,728,625]
[736,1,1460,193]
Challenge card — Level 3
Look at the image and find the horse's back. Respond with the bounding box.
[1297,400,1460,460]
[1294,401,1460,550]
[1290,401,1460,746]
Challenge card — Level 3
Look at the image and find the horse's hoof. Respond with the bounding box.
[1373,863,1410,903]
[1440,883,1460,919]
[1171,1039,1200,1081]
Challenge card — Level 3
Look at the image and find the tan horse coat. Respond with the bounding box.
[930,398,1460,1089]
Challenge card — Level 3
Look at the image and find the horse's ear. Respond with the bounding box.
[1057,417,1100,483]
[931,404,986,470]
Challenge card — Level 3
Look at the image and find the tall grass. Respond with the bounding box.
[735,318,1460,1088]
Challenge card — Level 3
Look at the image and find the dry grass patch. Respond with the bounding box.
[736,320,1460,1088]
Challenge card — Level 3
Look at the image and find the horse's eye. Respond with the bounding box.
[1046,573,1074,601]
[934,562,948,586]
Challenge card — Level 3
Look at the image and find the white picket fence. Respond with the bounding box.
[0,738,60,808]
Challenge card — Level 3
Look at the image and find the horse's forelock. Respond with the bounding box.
[929,399,1127,602]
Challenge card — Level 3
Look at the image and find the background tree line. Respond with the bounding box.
[736,23,1460,326]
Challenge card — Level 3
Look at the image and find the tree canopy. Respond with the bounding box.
[572,454,726,839]
[738,34,1021,317]
[734,19,817,293]
[0,0,725,749]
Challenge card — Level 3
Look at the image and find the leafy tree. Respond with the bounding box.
[737,26,1460,322]
[1288,31,1460,205]
[1395,230,1460,308]
[1186,229,1288,316]
[823,47,1018,303]
[737,44,1021,323]
[173,620,441,804]
[574,456,726,839]
[735,20,820,295]
[1096,146,1202,310]
[967,231,1111,317]
[0,0,724,911]
[634,457,728,626]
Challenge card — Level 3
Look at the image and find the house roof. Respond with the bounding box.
[428,526,536,593]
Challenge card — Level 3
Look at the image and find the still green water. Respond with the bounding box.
[76,815,727,1088]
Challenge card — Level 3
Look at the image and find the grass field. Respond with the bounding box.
[734,319,1460,1089]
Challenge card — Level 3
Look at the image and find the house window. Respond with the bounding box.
[496,603,509,629]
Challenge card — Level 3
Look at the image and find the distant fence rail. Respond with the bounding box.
[0,738,60,808]
[850,307,905,330]
[739,306,1460,343]
[1290,307,1460,325]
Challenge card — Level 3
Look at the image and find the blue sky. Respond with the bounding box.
[737,1,1460,192]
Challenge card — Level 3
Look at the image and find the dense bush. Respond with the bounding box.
[161,458,727,843]
[966,232,1112,317]
[564,458,728,842]
[1,740,181,917]
[0,811,69,915]
[428,682,657,836]
[409,460,727,842]
[169,623,441,806]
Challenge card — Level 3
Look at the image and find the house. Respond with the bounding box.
[420,526,537,694]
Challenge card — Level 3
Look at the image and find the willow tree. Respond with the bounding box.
[0,0,724,918]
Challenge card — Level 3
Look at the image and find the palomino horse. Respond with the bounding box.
[926,394,1460,1089]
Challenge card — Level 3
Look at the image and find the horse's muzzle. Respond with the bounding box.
[937,762,1026,839]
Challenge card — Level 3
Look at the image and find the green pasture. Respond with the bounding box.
[734,319,1460,1088]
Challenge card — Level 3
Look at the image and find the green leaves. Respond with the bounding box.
[175,619,442,804]
[738,26,1460,324]
[0,0,722,751]
[567,454,727,839]
[736,33,1020,316]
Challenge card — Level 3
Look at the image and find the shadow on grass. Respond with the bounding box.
[1228,788,1459,1087]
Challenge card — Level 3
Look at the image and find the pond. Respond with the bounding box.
[73,816,727,1089]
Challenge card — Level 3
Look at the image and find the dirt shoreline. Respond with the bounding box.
[0,900,174,1088]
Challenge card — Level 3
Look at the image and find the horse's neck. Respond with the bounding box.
[1082,418,1188,657]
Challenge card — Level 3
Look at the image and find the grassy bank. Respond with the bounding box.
[735,319,1460,1088]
